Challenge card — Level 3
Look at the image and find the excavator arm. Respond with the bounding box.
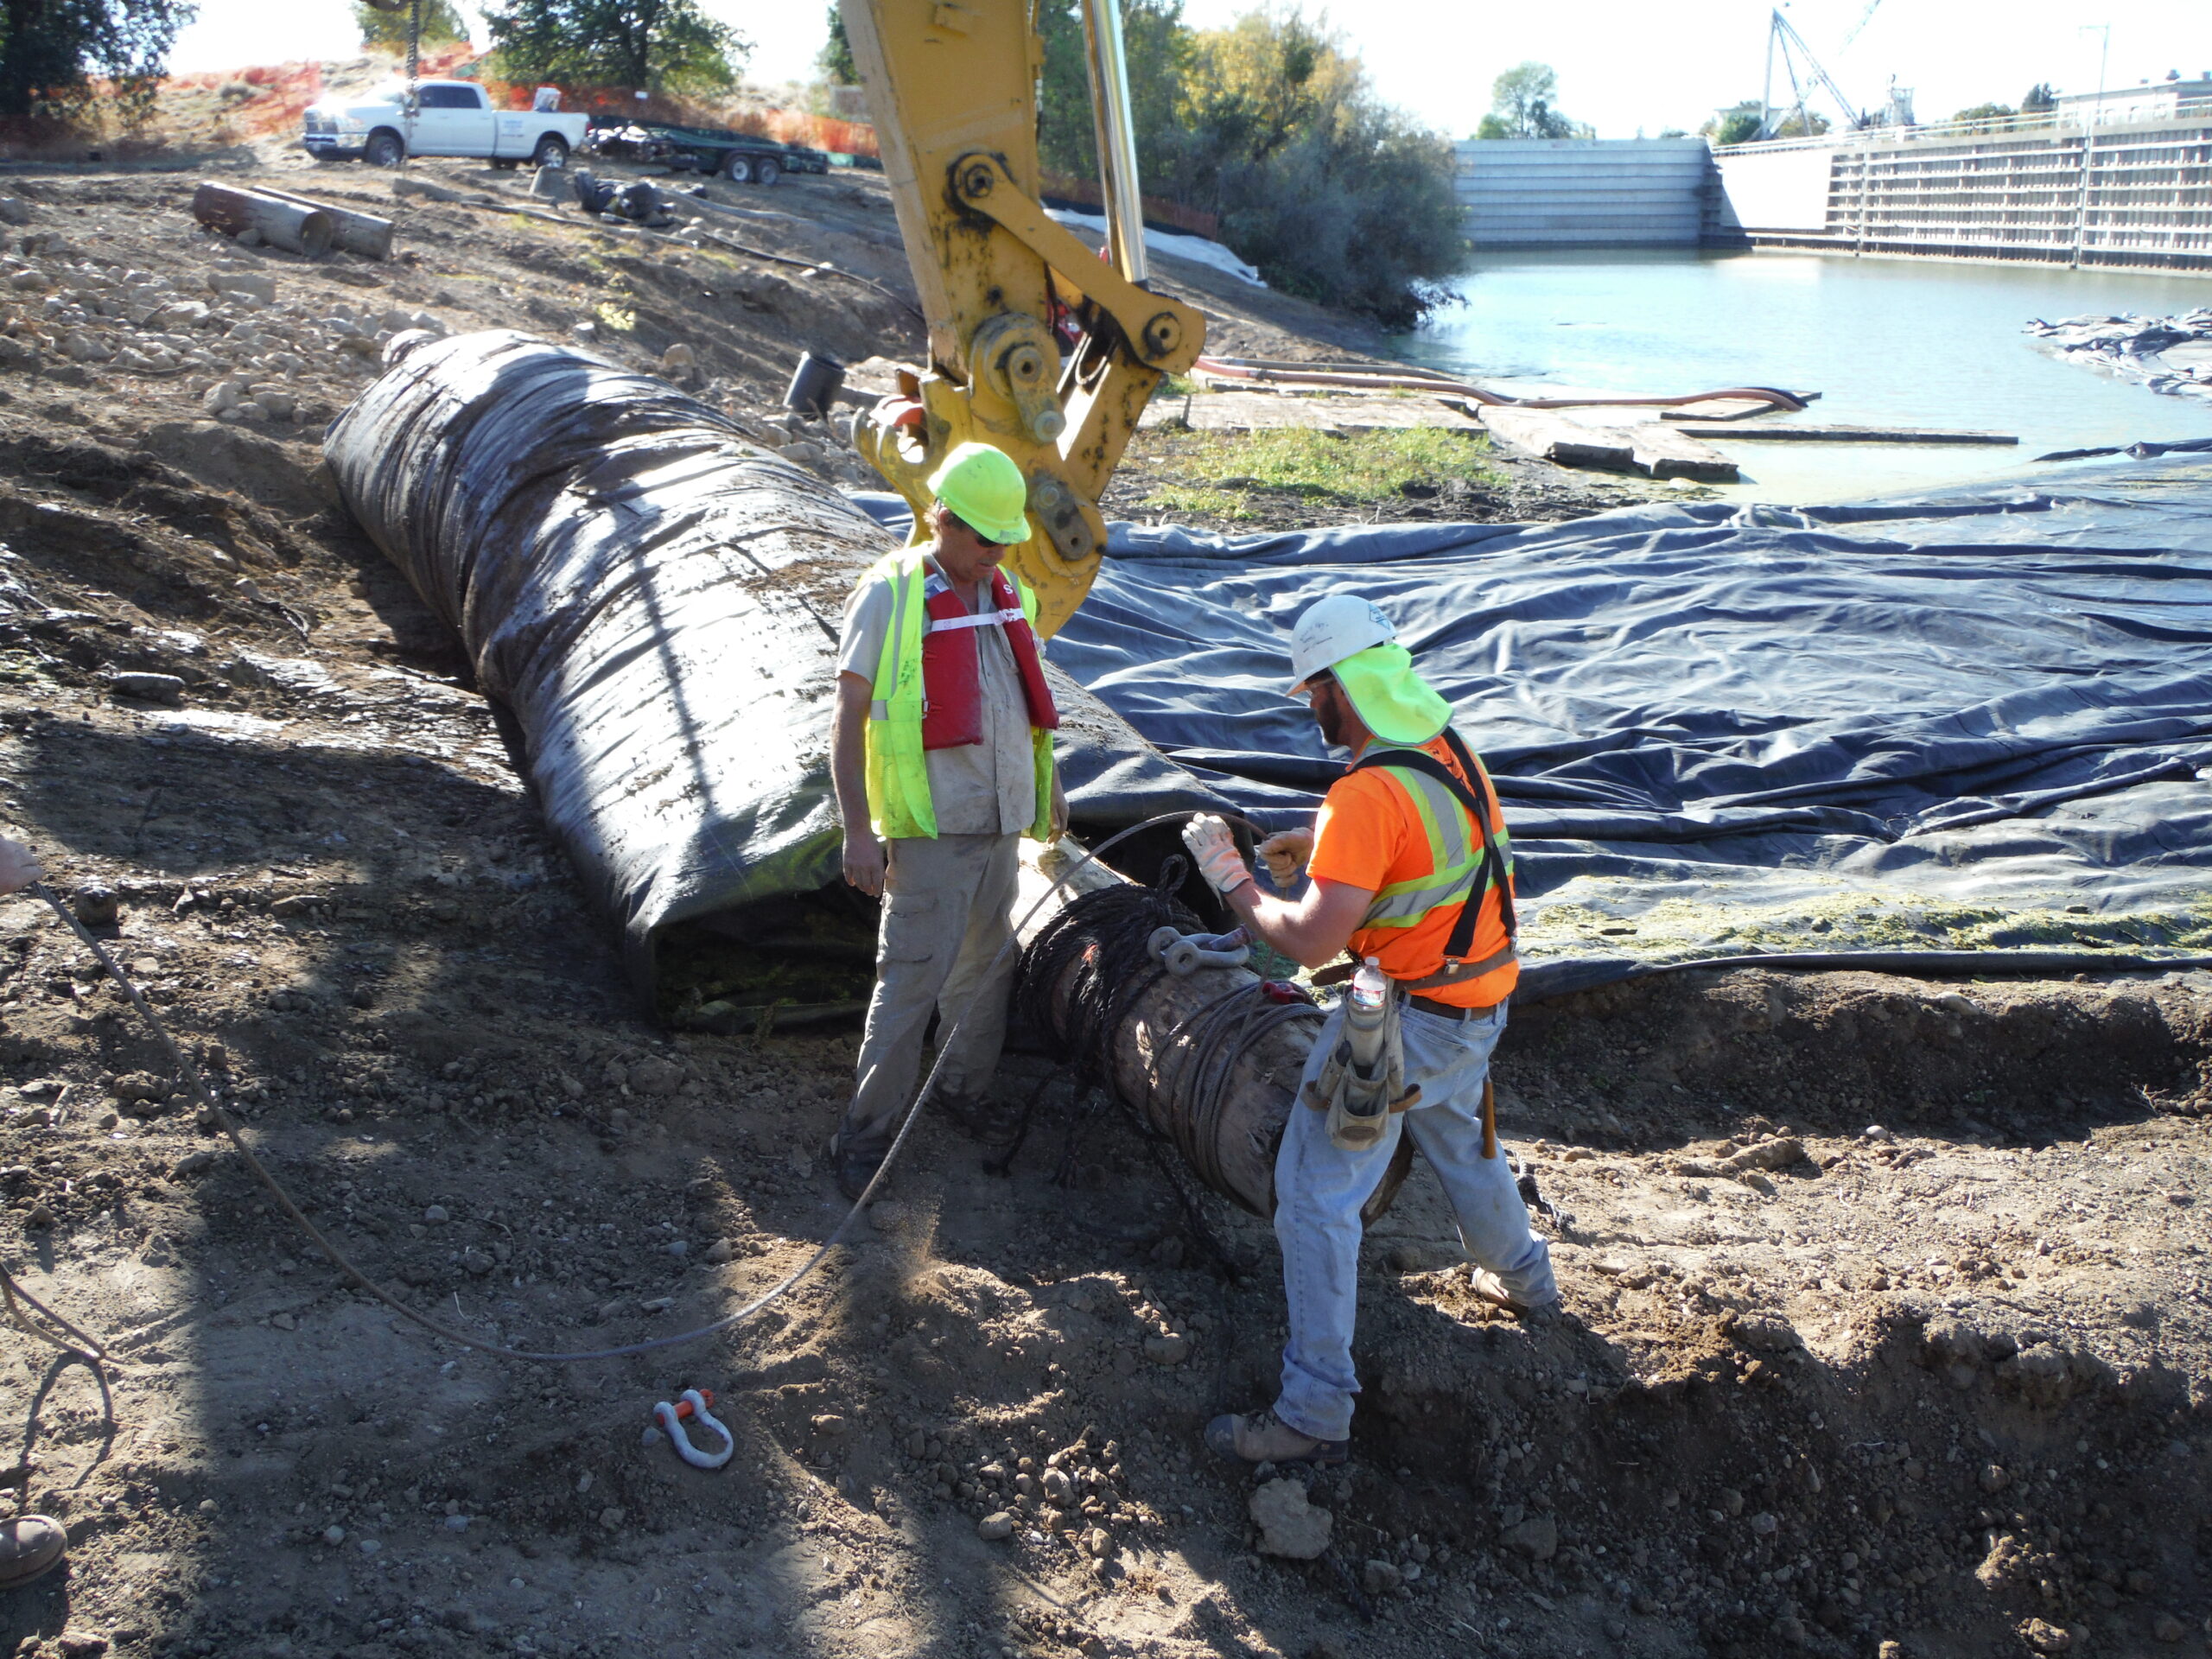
[838,0,1205,638]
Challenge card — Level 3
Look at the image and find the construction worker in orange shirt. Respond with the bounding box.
[1179,594,1557,1466]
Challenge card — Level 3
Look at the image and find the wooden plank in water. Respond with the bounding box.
[1479,405,1738,481]
[1628,422,1740,481]
[1478,405,1626,467]
[1656,418,2018,445]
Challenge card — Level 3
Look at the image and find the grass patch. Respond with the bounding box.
[1147,483,1254,520]
[1147,426,1505,506]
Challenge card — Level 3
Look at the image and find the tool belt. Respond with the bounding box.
[1300,988,1422,1152]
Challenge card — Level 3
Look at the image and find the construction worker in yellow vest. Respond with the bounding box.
[1179,594,1557,1466]
[828,442,1068,1199]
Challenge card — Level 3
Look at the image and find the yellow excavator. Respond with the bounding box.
[836,0,1205,639]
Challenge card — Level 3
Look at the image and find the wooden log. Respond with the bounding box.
[1656,418,2018,445]
[191,181,334,258]
[249,185,396,260]
[1480,405,1738,482]
[1014,838,1414,1224]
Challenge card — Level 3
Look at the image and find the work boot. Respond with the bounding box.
[935,1089,1024,1150]
[1203,1407,1348,1467]
[827,1134,884,1204]
[1469,1267,1560,1325]
[0,1515,66,1591]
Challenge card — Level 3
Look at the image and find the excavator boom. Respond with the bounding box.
[838,0,1205,637]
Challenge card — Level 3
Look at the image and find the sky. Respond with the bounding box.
[168,1,2203,139]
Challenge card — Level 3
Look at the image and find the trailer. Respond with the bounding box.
[582,118,830,185]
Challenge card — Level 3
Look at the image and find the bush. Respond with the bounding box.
[354,0,470,50]
[1038,3,1460,327]
[0,0,193,123]
[483,0,747,97]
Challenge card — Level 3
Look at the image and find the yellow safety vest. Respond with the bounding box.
[860,550,1056,842]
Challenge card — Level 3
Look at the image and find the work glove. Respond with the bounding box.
[0,836,40,898]
[1180,814,1251,896]
[1257,827,1314,887]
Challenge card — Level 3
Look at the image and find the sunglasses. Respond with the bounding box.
[943,510,1012,549]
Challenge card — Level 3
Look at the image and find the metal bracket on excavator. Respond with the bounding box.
[838,0,1205,639]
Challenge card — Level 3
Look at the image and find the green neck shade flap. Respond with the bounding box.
[1334,643,1452,747]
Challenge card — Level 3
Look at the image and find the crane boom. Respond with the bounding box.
[1764,7,1866,137]
[836,0,1205,639]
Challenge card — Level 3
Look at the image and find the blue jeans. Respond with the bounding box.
[1274,997,1556,1443]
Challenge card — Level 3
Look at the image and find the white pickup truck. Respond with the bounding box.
[302,80,587,170]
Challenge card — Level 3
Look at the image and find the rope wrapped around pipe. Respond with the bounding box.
[1014,882,1413,1222]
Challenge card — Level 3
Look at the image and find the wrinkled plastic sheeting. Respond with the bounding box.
[324,331,1229,1001]
[1040,460,2212,936]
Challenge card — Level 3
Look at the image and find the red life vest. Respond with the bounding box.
[918,567,1060,751]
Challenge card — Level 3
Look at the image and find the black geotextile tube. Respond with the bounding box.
[321,330,1233,1006]
[1516,950,2212,1003]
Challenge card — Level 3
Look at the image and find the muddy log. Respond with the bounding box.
[323,327,1224,992]
[191,181,335,257]
[1014,840,1413,1224]
[248,185,396,260]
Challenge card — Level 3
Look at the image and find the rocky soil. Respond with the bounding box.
[0,136,2208,1659]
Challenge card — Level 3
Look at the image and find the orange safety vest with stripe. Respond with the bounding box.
[860,549,1058,842]
[1346,728,1518,994]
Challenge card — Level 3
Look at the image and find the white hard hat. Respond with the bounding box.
[1287,594,1395,694]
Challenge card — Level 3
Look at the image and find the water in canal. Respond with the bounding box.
[1395,250,2212,504]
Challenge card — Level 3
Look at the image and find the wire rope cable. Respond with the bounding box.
[19,811,1201,1367]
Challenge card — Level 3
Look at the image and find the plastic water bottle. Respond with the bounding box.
[1344,956,1390,1080]
[1350,957,1389,1013]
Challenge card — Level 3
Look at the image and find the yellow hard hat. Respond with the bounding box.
[926,442,1031,545]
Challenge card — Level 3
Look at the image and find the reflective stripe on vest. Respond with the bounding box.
[1357,751,1515,932]
[859,550,1057,842]
[927,607,1026,634]
[1361,764,1479,929]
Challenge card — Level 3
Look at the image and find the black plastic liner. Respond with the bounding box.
[1030,463,2212,954]
[324,331,1230,1004]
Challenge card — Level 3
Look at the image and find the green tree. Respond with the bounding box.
[1484,60,1581,139]
[484,0,747,94]
[1166,10,1460,326]
[1951,100,2014,125]
[817,4,855,84]
[1700,99,1826,143]
[1033,3,1459,325]
[0,0,194,121]
[2022,82,2056,113]
[355,0,469,50]
[1035,0,1187,182]
[1702,101,1764,144]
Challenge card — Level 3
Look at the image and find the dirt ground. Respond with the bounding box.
[0,116,2209,1659]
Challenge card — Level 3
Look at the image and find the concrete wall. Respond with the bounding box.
[1710,117,2212,270]
[1454,139,1714,246]
[1710,144,1837,237]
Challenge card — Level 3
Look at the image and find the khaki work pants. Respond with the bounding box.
[837,831,1021,1155]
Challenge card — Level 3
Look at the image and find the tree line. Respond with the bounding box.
[825,2,1464,327]
[4,0,1462,324]
[1024,3,1462,328]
